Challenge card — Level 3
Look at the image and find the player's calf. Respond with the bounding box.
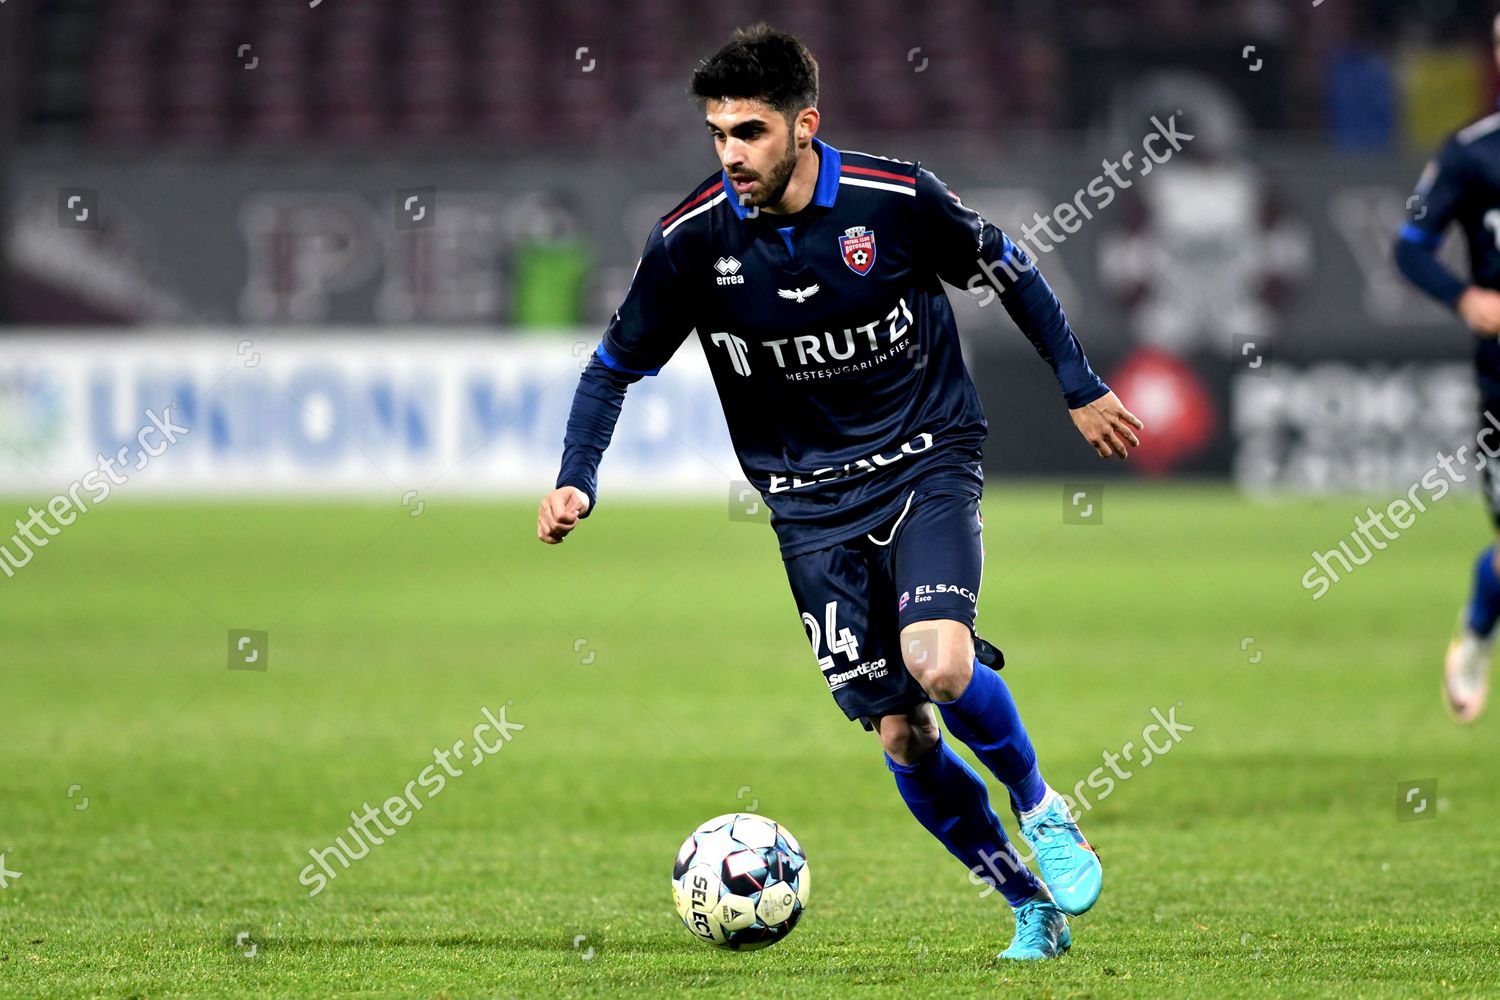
[876,704,941,765]
[1447,543,1500,723]
[879,717,1050,915]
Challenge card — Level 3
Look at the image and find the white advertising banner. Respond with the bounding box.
[1232,361,1477,493]
[0,331,740,498]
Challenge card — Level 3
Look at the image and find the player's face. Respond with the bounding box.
[705,98,801,210]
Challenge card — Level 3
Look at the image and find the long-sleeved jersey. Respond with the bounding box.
[1396,109,1500,399]
[556,137,1108,558]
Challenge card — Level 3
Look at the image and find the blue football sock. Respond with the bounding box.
[886,734,1043,908]
[1465,545,1500,639]
[935,660,1047,814]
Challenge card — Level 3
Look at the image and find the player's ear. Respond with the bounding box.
[796,107,819,148]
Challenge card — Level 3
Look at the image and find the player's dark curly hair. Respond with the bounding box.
[690,24,819,121]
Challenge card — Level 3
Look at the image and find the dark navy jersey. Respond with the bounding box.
[559,137,1107,558]
[1398,110,1500,399]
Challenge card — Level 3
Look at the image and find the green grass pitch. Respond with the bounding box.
[1,485,1497,998]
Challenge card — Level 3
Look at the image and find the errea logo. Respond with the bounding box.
[715,256,745,285]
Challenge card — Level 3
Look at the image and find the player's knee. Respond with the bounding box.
[917,659,972,703]
[900,620,974,702]
[877,709,939,765]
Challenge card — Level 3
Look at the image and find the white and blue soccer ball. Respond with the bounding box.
[671,812,810,950]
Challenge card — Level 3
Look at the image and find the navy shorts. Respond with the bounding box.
[781,482,985,730]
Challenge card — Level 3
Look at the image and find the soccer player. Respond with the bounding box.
[1393,13,1500,724]
[538,25,1143,960]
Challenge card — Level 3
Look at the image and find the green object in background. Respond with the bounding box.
[512,239,590,329]
[1402,47,1486,152]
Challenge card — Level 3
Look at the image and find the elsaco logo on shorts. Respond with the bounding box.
[910,583,977,605]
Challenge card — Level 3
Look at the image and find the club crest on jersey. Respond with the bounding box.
[839,226,876,276]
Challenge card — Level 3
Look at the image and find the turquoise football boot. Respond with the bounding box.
[1015,788,1102,916]
[998,895,1071,960]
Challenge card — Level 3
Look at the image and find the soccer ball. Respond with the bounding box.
[671,812,810,950]
[851,249,869,266]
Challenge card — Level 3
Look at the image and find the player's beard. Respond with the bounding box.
[747,137,799,210]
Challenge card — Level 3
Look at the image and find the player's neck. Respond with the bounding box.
[763,141,821,216]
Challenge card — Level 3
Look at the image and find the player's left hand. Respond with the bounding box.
[1070,391,1143,460]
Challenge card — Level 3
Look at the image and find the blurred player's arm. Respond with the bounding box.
[1393,140,1500,335]
[915,167,1142,460]
[540,223,694,544]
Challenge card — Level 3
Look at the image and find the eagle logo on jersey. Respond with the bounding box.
[777,284,820,303]
[839,226,876,276]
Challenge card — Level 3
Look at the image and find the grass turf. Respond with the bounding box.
[0,485,1497,998]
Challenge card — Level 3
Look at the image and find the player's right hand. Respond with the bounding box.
[1458,287,1500,336]
[538,486,591,544]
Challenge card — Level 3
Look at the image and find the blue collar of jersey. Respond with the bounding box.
[724,137,842,220]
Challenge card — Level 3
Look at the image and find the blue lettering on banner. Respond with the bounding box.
[89,370,438,463]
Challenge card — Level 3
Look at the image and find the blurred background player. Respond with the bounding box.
[1393,11,1500,724]
[537,25,1142,961]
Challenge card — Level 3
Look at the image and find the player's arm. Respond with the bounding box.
[540,224,694,544]
[915,167,1142,460]
[1393,139,1500,335]
[541,359,630,542]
